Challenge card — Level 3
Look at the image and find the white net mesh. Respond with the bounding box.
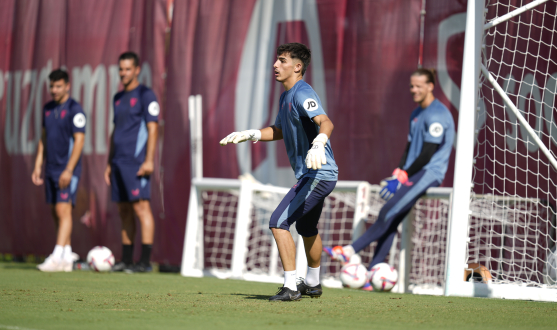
[245,188,288,276]
[471,0,557,287]
[409,198,450,290]
[201,190,239,270]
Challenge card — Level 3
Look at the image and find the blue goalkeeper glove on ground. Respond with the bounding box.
[379,168,408,200]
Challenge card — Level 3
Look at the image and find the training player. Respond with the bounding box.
[324,69,455,290]
[220,43,338,301]
[32,69,86,272]
[105,52,160,273]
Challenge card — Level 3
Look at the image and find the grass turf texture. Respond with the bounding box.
[1,262,556,330]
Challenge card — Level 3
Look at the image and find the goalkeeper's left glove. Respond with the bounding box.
[379,168,408,200]
[219,130,261,145]
[305,133,328,170]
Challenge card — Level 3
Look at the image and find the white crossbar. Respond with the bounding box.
[483,0,549,30]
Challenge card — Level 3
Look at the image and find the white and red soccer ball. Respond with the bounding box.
[340,262,368,288]
[369,262,398,291]
[87,246,115,272]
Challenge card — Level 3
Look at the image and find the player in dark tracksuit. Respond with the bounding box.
[105,52,160,273]
[324,68,455,290]
[32,69,86,272]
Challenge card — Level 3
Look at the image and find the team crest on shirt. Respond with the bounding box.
[115,100,121,106]
[60,109,67,119]
[130,98,138,107]
[429,122,444,137]
[303,98,319,111]
[45,111,51,117]
[73,113,86,128]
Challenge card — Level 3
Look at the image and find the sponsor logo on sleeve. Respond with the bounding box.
[148,101,160,116]
[303,98,319,112]
[73,113,86,128]
[429,122,444,137]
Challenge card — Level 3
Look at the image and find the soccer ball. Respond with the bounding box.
[369,262,398,291]
[87,246,115,272]
[340,263,368,288]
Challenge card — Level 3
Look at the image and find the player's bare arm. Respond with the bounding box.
[59,132,85,189]
[137,122,158,176]
[312,114,334,138]
[259,125,283,141]
[104,131,115,186]
[31,128,46,186]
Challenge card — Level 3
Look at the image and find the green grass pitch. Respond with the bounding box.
[1,262,556,330]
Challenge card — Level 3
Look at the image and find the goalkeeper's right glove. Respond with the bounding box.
[379,168,408,200]
[219,130,261,145]
[305,133,328,170]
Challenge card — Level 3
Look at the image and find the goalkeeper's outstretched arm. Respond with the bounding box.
[220,126,283,145]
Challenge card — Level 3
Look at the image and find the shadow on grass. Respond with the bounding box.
[230,293,271,300]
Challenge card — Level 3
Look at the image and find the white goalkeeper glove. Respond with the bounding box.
[305,133,328,170]
[219,130,261,145]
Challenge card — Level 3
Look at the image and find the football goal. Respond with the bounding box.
[445,0,557,302]
[181,177,454,295]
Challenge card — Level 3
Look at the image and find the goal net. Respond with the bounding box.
[446,0,557,301]
[181,177,452,295]
[471,0,557,289]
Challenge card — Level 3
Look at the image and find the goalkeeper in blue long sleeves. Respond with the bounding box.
[324,68,455,290]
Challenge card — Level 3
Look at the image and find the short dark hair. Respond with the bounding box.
[277,43,311,76]
[119,51,140,67]
[48,69,69,83]
[412,68,436,85]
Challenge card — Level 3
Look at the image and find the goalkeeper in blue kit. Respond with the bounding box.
[324,69,455,290]
[220,43,338,301]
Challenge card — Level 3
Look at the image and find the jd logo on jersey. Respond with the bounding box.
[303,98,319,111]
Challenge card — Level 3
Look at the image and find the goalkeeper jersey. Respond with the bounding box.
[403,99,455,183]
[274,80,338,181]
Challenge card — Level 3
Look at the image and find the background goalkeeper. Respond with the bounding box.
[220,43,338,301]
[324,68,454,290]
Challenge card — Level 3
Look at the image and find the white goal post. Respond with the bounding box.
[445,0,557,302]
[181,177,454,295]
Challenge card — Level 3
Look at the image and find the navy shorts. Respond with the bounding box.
[269,177,336,237]
[110,162,151,202]
[45,170,80,206]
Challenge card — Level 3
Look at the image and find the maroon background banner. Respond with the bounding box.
[1,0,475,265]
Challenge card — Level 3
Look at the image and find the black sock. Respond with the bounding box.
[122,244,134,265]
[140,244,152,265]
